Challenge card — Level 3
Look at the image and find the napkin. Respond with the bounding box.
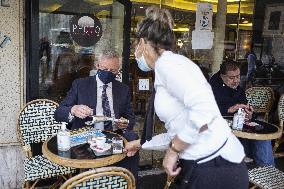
[142,133,171,151]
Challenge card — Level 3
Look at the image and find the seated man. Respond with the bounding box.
[209,60,274,166]
[54,48,139,180]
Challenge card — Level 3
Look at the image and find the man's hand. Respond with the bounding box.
[244,104,254,120]
[116,117,128,129]
[71,105,93,119]
[228,104,248,114]
[124,139,141,157]
[163,148,181,177]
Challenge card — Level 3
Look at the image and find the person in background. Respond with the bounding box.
[244,46,257,88]
[54,48,139,182]
[125,6,248,189]
[209,60,275,166]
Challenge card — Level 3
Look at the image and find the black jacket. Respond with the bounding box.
[55,76,135,130]
[209,71,247,117]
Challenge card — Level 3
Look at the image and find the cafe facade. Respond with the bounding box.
[0,0,284,187]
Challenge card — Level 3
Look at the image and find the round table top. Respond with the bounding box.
[42,131,127,168]
[225,118,282,140]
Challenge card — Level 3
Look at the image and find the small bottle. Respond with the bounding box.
[57,122,71,151]
[232,108,245,130]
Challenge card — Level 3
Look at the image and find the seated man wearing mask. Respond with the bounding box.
[209,60,274,166]
[55,48,139,181]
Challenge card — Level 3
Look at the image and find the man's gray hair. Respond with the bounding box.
[97,48,120,62]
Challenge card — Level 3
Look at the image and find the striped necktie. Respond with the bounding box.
[102,84,112,130]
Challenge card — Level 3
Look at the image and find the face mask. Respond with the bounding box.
[97,69,116,84]
[135,43,152,72]
[136,55,152,72]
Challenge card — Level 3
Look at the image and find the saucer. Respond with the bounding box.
[90,143,111,152]
[246,122,259,127]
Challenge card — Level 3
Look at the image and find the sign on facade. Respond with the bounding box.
[70,15,102,47]
[0,32,11,48]
[195,3,213,31]
[192,3,214,49]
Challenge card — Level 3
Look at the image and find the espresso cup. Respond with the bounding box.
[96,137,106,149]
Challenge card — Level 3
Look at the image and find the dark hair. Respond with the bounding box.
[220,60,240,75]
[136,6,176,55]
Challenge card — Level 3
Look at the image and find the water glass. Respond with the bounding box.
[112,137,123,154]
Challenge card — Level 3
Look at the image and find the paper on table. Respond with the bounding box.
[142,133,171,151]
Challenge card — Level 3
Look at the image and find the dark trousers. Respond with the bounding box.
[174,156,248,189]
[112,130,139,185]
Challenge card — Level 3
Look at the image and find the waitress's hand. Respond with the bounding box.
[124,139,141,157]
[163,148,181,177]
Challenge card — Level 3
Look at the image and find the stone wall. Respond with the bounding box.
[0,0,25,188]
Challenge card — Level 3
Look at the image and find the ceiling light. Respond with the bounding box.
[173,28,189,32]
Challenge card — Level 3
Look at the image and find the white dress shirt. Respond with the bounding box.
[96,75,116,130]
[153,51,245,163]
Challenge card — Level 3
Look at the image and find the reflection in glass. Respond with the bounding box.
[39,0,125,102]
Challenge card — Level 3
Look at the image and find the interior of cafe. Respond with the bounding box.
[35,0,284,114]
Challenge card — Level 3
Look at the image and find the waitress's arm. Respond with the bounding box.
[163,136,189,176]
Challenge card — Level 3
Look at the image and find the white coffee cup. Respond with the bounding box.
[96,137,106,149]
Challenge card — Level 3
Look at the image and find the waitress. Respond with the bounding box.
[125,6,249,189]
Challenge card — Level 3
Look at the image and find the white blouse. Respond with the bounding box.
[154,51,245,163]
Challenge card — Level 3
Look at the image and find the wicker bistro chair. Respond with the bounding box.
[60,167,136,189]
[248,166,284,189]
[245,87,274,122]
[273,94,284,156]
[17,99,76,189]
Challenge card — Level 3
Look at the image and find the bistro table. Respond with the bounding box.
[42,130,127,169]
[224,117,282,140]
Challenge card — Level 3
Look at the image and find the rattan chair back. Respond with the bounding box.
[17,99,61,156]
[245,87,274,121]
[60,167,136,189]
[274,94,284,155]
[279,94,284,129]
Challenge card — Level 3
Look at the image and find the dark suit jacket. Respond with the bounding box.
[209,71,247,117]
[55,76,135,130]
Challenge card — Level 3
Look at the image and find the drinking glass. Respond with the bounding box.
[112,137,123,154]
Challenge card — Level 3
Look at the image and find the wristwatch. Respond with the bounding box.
[169,140,181,154]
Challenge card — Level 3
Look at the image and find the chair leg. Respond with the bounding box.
[250,185,257,189]
[164,176,175,189]
[30,179,40,189]
[273,138,283,153]
[24,181,30,189]
[49,177,64,189]
[67,173,73,179]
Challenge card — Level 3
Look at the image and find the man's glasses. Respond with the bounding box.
[225,74,240,80]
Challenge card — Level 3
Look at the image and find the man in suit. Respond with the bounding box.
[209,60,274,166]
[55,48,139,181]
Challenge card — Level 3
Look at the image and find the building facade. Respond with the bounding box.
[0,0,284,188]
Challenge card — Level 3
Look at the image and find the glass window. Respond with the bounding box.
[130,0,255,67]
[38,0,127,102]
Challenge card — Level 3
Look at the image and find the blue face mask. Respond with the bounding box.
[136,55,152,72]
[135,44,152,72]
[97,69,116,84]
